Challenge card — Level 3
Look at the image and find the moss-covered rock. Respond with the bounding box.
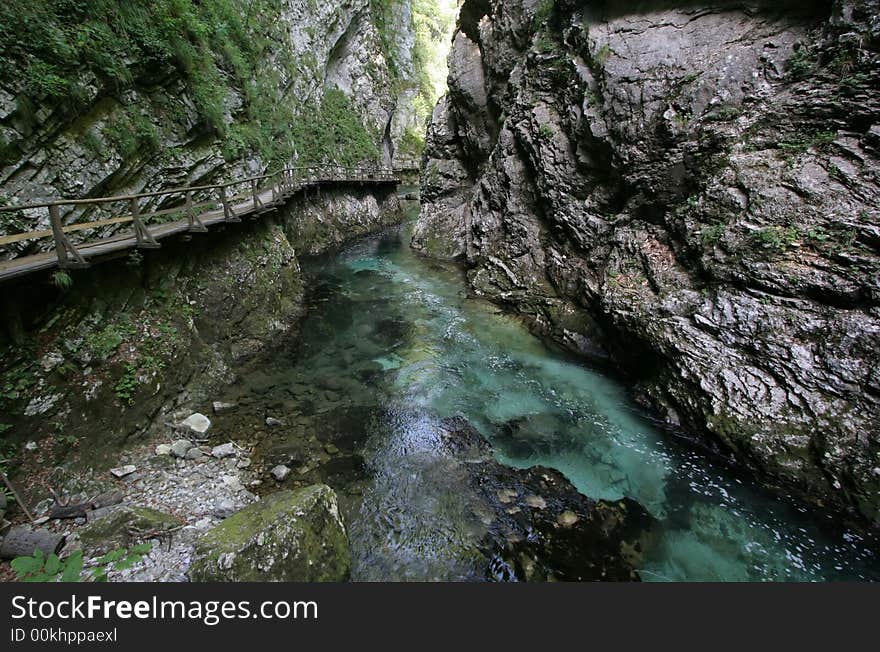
[80,506,181,555]
[188,484,350,582]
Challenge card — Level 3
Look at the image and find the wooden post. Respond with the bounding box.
[251,179,263,210]
[186,191,207,232]
[48,205,88,268]
[131,199,160,248]
[220,185,239,223]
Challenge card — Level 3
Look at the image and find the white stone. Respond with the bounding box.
[155,444,172,456]
[110,465,137,478]
[212,401,237,414]
[211,443,237,459]
[270,465,290,482]
[180,413,211,434]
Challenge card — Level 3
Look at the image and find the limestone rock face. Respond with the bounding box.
[188,485,351,582]
[0,0,418,257]
[417,0,880,523]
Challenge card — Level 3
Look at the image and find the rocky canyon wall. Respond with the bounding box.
[416,0,880,524]
[0,0,426,257]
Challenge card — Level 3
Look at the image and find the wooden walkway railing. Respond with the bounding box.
[0,164,398,283]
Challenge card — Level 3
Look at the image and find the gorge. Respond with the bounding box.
[0,0,878,582]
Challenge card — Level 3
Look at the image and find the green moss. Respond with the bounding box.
[190,485,350,582]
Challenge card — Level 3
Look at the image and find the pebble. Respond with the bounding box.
[270,465,291,481]
[265,417,284,427]
[557,510,580,528]
[110,465,137,478]
[213,499,237,518]
[211,443,237,459]
[525,495,547,509]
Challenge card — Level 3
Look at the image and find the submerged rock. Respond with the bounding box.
[440,418,655,581]
[188,485,350,582]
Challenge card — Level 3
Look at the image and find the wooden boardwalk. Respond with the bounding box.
[0,165,397,284]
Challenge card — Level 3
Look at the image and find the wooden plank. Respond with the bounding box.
[0,171,399,283]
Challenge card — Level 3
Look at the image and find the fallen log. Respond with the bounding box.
[48,502,91,519]
[0,526,65,559]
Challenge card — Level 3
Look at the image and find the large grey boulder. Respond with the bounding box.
[188,485,350,582]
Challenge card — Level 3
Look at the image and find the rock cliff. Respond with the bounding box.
[416,0,880,524]
[0,0,432,256]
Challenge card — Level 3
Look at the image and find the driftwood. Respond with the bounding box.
[0,526,65,559]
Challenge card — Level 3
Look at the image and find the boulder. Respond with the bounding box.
[155,444,172,456]
[180,413,211,435]
[80,506,181,555]
[188,485,350,582]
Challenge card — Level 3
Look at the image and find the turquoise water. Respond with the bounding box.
[226,216,878,581]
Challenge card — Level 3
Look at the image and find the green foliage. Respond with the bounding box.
[11,550,84,583]
[785,46,816,80]
[778,130,836,155]
[706,105,741,122]
[370,0,401,80]
[701,223,726,245]
[1,366,35,403]
[751,226,800,253]
[290,89,380,167]
[410,0,456,125]
[398,127,425,160]
[114,363,139,405]
[91,543,152,582]
[104,106,160,160]
[595,44,613,66]
[50,270,73,290]
[538,124,554,139]
[533,0,555,27]
[85,319,136,360]
[12,543,152,582]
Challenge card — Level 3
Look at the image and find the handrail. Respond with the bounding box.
[0,164,399,278]
[0,165,393,212]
